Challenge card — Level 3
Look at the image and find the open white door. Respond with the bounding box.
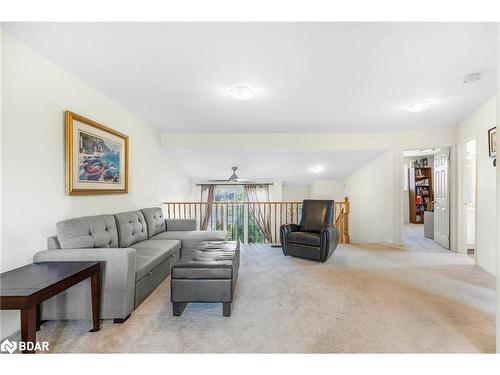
[434,149,450,249]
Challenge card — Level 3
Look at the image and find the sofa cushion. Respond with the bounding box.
[115,211,148,247]
[287,231,321,247]
[151,230,228,249]
[166,219,196,231]
[56,215,118,249]
[141,207,166,238]
[131,239,181,281]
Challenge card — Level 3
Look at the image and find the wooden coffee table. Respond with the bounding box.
[0,261,103,354]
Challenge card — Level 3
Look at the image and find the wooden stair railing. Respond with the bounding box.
[162,197,350,244]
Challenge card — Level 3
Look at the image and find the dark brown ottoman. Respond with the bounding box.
[170,241,240,317]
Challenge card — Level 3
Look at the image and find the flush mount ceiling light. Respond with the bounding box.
[310,165,324,173]
[463,72,481,84]
[408,100,433,113]
[229,85,254,100]
[420,148,436,153]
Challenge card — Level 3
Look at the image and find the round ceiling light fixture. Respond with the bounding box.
[408,100,433,113]
[420,148,436,154]
[310,165,324,174]
[229,85,254,100]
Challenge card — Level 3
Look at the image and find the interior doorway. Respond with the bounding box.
[462,139,477,258]
[401,147,451,251]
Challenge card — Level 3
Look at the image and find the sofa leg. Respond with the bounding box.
[113,314,130,324]
[173,302,187,317]
[223,302,231,317]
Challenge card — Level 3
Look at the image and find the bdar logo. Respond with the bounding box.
[1,339,17,354]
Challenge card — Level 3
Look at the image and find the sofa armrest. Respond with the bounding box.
[320,226,340,262]
[279,223,300,255]
[33,248,137,319]
[166,219,196,231]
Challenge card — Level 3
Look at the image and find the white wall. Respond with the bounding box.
[344,151,394,243]
[457,96,497,275]
[310,180,345,201]
[496,25,500,351]
[282,185,310,201]
[0,32,191,338]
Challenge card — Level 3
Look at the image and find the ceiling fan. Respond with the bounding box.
[205,166,251,183]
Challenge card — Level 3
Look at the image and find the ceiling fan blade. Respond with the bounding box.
[205,179,231,182]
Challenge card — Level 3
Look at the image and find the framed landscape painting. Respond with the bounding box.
[488,126,496,159]
[65,111,128,195]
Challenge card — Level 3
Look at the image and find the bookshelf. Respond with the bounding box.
[409,165,433,224]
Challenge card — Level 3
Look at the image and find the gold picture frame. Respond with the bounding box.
[65,111,129,195]
[488,126,496,159]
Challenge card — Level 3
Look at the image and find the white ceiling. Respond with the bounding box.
[3,22,496,133]
[167,149,384,184]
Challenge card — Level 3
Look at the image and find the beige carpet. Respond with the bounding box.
[7,229,496,353]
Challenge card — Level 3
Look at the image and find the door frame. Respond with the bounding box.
[398,145,456,251]
[457,137,477,257]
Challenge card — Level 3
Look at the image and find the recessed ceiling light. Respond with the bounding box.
[229,85,254,100]
[408,100,433,113]
[463,72,481,84]
[310,166,324,173]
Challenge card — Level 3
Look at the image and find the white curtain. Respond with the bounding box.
[244,184,273,242]
[200,185,215,230]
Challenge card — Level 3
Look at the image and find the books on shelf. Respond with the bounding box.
[416,186,429,195]
[409,162,434,224]
[415,178,429,186]
[411,157,429,169]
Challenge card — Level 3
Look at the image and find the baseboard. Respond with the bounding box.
[476,262,496,276]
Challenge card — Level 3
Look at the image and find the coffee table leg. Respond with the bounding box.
[21,305,37,354]
[89,268,101,332]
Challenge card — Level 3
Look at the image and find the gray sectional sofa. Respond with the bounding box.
[33,207,227,322]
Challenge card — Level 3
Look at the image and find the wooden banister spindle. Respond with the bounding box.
[344,197,350,244]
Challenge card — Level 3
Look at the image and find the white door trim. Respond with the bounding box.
[458,138,478,256]
[434,149,450,249]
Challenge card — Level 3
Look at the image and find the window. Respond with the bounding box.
[213,185,245,202]
[200,185,268,244]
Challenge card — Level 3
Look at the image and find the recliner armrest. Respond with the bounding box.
[166,219,196,231]
[320,226,340,262]
[279,223,300,255]
[281,223,300,233]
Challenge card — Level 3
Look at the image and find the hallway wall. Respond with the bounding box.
[344,151,394,243]
[457,96,497,275]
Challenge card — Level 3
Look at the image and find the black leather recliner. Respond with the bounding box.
[280,200,340,262]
